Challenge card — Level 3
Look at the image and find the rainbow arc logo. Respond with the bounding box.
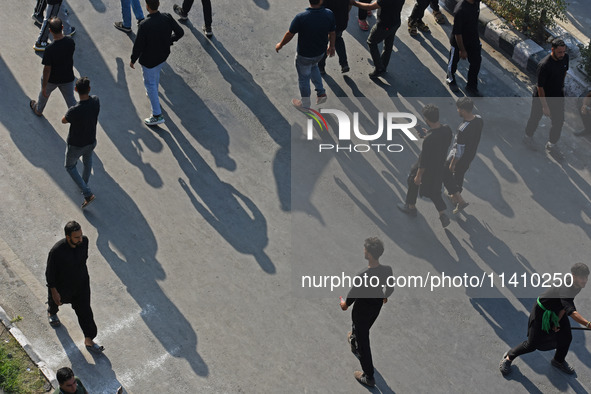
[303,107,328,132]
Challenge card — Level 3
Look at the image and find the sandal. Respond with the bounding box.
[48,314,61,327]
[30,100,42,116]
[433,10,446,24]
[416,19,430,33]
[86,343,105,354]
[453,201,469,215]
[81,194,95,209]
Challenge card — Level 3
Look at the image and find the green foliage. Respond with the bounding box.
[0,335,47,393]
[0,345,21,392]
[483,0,568,42]
[579,41,591,82]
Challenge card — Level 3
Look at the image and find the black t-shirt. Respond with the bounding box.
[322,0,350,31]
[289,7,336,58]
[535,53,569,97]
[448,115,483,168]
[42,36,75,84]
[376,0,404,29]
[65,96,100,147]
[346,264,395,301]
[45,237,90,300]
[538,284,582,316]
[450,0,480,48]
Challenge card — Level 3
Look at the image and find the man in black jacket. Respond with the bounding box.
[130,0,184,126]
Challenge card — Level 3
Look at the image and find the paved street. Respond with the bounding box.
[1,0,590,393]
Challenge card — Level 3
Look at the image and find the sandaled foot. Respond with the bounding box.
[81,194,95,209]
[30,100,42,116]
[453,201,469,214]
[86,343,105,354]
[48,313,61,327]
[433,10,446,24]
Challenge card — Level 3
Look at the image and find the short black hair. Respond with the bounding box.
[456,97,474,113]
[64,221,81,237]
[309,0,321,4]
[48,17,62,34]
[551,38,566,48]
[422,104,439,123]
[76,77,91,95]
[572,263,590,277]
[56,367,74,385]
[146,0,159,10]
[364,237,384,260]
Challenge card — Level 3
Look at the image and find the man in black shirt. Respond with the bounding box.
[398,104,453,228]
[340,237,394,387]
[500,263,590,376]
[352,0,404,79]
[46,221,104,354]
[30,17,76,116]
[318,0,351,74]
[130,0,184,126]
[443,97,483,214]
[523,39,569,158]
[62,77,100,209]
[445,0,482,96]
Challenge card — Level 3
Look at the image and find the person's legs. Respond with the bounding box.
[410,0,431,21]
[452,164,469,193]
[358,0,370,20]
[553,314,572,363]
[334,30,348,67]
[130,0,144,21]
[446,46,460,85]
[36,80,59,114]
[81,142,96,185]
[466,44,482,89]
[57,80,77,109]
[295,55,313,107]
[442,162,460,195]
[120,0,132,27]
[507,306,544,360]
[47,287,60,315]
[367,25,387,72]
[201,0,212,27]
[71,289,98,341]
[309,54,326,97]
[182,0,195,13]
[525,94,543,138]
[380,27,399,70]
[548,98,565,144]
[65,145,93,198]
[405,164,420,206]
[142,63,164,116]
[430,0,440,12]
[36,3,60,44]
[57,1,72,35]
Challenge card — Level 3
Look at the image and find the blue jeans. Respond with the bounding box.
[120,0,144,27]
[65,141,96,198]
[295,53,325,107]
[37,1,72,44]
[142,62,164,116]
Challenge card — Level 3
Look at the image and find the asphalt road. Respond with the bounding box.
[1,1,590,393]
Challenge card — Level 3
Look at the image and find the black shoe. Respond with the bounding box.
[439,213,450,228]
[522,135,537,151]
[465,84,482,97]
[32,13,43,26]
[574,129,590,136]
[203,25,213,38]
[499,351,512,375]
[341,64,350,73]
[173,4,188,20]
[397,203,417,217]
[67,26,76,37]
[113,22,132,33]
[551,359,575,375]
[369,68,386,79]
[545,142,564,161]
[319,66,326,75]
[447,79,459,92]
[354,371,375,387]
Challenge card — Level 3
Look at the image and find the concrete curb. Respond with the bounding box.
[0,299,57,390]
[441,0,589,97]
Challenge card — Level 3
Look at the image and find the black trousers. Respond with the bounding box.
[351,301,383,379]
[525,95,565,144]
[34,0,47,16]
[405,163,447,212]
[442,160,469,195]
[507,304,572,363]
[182,0,212,26]
[358,0,372,20]
[319,30,348,68]
[410,0,441,21]
[367,23,400,72]
[581,107,591,133]
[446,43,482,88]
[47,287,98,339]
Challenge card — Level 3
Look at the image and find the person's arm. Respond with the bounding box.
[42,65,51,98]
[61,116,68,124]
[352,0,380,10]
[170,16,184,43]
[570,311,591,328]
[414,167,425,185]
[45,249,62,306]
[327,31,336,57]
[130,27,145,68]
[537,86,550,117]
[276,31,295,53]
[455,34,467,59]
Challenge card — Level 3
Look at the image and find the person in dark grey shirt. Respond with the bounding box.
[62,77,100,209]
[500,263,590,376]
[340,237,394,387]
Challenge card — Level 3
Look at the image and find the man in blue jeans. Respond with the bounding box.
[275,0,335,109]
[130,0,184,125]
[61,77,100,208]
[114,0,145,33]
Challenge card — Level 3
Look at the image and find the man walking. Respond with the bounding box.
[443,97,483,214]
[173,0,213,38]
[500,263,590,376]
[114,0,145,33]
[275,0,335,109]
[46,221,104,354]
[445,0,481,96]
[34,0,75,51]
[318,0,351,74]
[398,104,453,227]
[340,237,394,387]
[523,39,569,158]
[408,0,445,37]
[351,0,405,79]
[130,0,184,126]
[62,77,100,209]
[30,17,76,116]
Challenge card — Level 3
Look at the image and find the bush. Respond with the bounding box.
[579,40,591,82]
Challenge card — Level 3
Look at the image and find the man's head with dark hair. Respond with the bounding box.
[48,17,63,34]
[551,38,566,49]
[456,97,474,113]
[75,77,91,95]
[309,0,322,5]
[422,104,439,124]
[364,237,384,260]
[64,221,81,237]
[146,0,159,11]
[572,263,590,278]
[551,38,567,61]
[56,367,74,385]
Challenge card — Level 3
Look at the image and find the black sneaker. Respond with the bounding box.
[203,25,213,38]
[173,4,188,20]
[354,371,375,387]
[522,135,537,151]
[545,142,563,160]
[447,78,459,92]
[341,64,350,73]
[369,68,386,79]
[397,203,417,217]
[439,213,450,228]
[551,359,575,375]
[465,84,482,97]
[33,41,48,52]
[318,66,326,75]
[499,351,512,375]
[67,26,76,37]
[32,13,43,26]
[114,22,132,33]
